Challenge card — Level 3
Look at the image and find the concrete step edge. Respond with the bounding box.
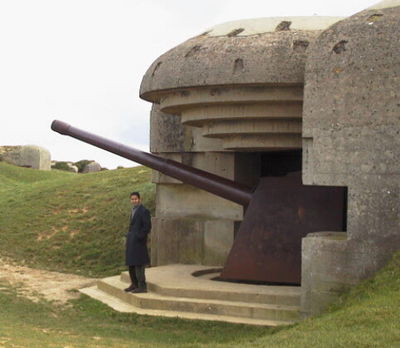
[79,286,296,327]
[119,272,301,306]
[99,276,300,311]
[148,282,301,306]
[97,277,301,321]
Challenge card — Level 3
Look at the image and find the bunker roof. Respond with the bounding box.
[140,16,342,102]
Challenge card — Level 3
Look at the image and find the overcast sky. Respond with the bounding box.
[0,0,378,169]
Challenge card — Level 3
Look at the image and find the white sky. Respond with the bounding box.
[0,0,378,169]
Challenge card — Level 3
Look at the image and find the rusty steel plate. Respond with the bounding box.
[220,172,346,285]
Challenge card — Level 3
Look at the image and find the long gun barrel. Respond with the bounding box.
[51,120,252,206]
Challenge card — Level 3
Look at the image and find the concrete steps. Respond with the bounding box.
[79,264,301,326]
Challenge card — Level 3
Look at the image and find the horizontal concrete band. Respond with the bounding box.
[181,103,303,126]
[223,134,302,150]
[158,86,304,114]
[202,119,302,137]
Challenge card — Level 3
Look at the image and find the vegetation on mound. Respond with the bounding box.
[241,251,400,348]
[1,161,399,347]
[0,161,155,277]
[0,160,73,188]
[0,280,268,347]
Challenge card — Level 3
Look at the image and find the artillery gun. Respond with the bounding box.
[52,120,346,284]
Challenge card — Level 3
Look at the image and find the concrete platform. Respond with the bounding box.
[80,264,301,326]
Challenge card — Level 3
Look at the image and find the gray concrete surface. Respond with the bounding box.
[0,145,51,170]
[301,1,400,316]
[140,17,342,99]
[80,264,301,326]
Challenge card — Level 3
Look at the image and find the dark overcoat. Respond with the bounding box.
[125,204,151,266]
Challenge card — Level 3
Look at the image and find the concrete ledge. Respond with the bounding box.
[121,265,300,306]
[80,286,292,326]
[80,264,301,326]
[98,276,299,321]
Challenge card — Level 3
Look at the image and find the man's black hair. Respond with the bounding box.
[130,191,140,198]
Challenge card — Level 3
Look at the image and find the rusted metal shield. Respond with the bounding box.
[220,172,346,284]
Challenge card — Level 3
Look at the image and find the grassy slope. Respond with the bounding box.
[0,161,155,277]
[0,283,268,347]
[245,251,400,348]
[1,161,399,347]
[0,252,399,347]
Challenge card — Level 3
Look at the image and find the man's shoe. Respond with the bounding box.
[131,288,147,293]
[124,284,136,292]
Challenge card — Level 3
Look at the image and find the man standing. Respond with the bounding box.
[124,191,151,293]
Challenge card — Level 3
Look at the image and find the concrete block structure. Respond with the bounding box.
[301,0,400,316]
[138,1,400,318]
[0,145,51,170]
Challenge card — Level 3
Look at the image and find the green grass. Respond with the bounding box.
[1,161,399,347]
[0,161,155,277]
[239,251,400,348]
[0,281,268,347]
[0,252,399,347]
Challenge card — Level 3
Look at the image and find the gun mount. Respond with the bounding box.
[52,120,347,284]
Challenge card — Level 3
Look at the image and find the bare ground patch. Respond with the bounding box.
[0,258,96,305]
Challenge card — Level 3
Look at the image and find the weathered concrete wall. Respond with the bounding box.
[151,217,236,266]
[150,104,184,153]
[0,145,51,170]
[151,217,205,265]
[149,104,241,267]
[155,185,242,220]
[150,103,224,154]
[301,1,400,316]
[203,220,236,265]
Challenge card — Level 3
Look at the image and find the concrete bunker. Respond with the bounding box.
[140,16,347,286]
[53,1,400,320]
[0,145,51,170]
